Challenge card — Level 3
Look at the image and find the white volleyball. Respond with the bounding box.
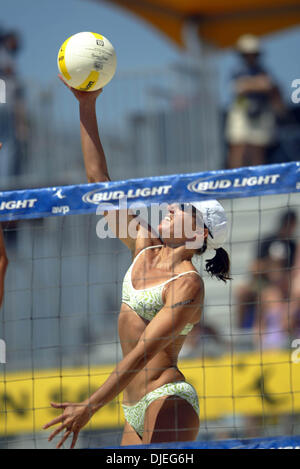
[57,32,117,91]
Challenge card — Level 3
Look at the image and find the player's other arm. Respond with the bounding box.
[83,274,203,412]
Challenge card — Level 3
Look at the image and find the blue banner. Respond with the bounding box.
[0,162,299,222]
[116,435,300,449]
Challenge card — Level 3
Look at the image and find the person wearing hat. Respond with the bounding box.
[225,34,285,169]
[43,77,231,448]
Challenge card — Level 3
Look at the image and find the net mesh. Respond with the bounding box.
[0,169,300,449]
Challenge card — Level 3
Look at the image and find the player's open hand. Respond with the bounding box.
[58,74,103,103]
[43,401,93,449]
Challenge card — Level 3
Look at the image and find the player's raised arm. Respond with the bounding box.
[57,75,109,183]
[58,76,140,251]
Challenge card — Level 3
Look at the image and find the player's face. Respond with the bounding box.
[158,203,198,246]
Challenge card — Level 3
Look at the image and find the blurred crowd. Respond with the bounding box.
[225,34,300,169]
[226,35,300,353]
[236,208,300,351]
[0,27,28,180]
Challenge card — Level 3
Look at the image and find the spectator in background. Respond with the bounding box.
[254,209,297,349]
[0,29,29,180]
[255,209,297,297]
[226,34,286,169]
[236,209,298,334]
[254,284,289,350]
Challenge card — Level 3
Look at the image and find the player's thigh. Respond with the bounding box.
[121,420,142,446]
[142,395,199,444]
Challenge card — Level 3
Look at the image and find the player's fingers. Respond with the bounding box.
[43,402,70,429]
[56,430,72,449]
[48,423,68,442]
[43,414,64,430]
[70,430,79,449]
[57,74,74,90]
[50,402,69,409]
[58,74,68,85]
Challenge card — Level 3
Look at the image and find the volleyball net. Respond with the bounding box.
[0,161,300,449]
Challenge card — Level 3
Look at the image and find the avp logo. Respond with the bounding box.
[0,79,5,103]
[53,189,66,199]
[52,206,70,215]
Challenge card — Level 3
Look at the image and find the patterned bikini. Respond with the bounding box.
[121,245,200,438]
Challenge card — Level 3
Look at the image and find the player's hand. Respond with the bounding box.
[43,401,94,449]
[58,74,102,103]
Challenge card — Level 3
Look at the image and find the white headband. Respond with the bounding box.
[190,200,228,250]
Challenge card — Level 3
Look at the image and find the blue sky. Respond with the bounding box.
[2,0,300,106]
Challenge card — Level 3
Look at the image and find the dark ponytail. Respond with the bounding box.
[197,239,232,283]
[206,247,232,283]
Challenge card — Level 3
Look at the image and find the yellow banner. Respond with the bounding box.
[1,349,300,435]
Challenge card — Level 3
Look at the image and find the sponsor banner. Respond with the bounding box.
[122,435,300,449]
[1,350,300,435]
[0,162,299,222]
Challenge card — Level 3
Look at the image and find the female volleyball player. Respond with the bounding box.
[0,143,8,308]
[43,78,231,449]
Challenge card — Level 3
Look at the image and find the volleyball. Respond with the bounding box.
[57,31,117,91]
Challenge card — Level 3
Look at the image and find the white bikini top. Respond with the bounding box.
[121,245,201,335]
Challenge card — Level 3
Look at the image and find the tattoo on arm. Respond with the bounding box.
[171,299,194,309]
